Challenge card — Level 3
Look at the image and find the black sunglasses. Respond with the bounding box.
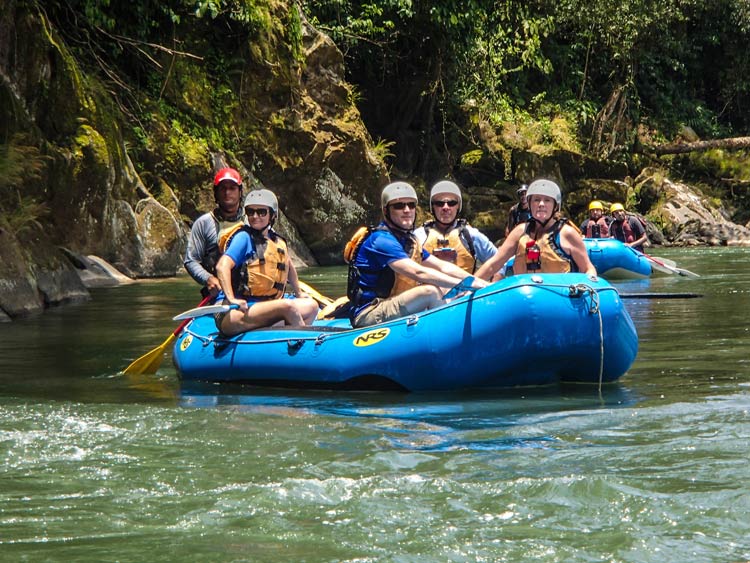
[390,201,417,210]
[245,207,269,217]
[433,200,459,208]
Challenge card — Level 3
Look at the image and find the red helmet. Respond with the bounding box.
[213,167,242,187]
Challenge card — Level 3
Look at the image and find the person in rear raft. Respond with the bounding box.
[413,180,497,274]
[475,179,598,280]
[609,202,649,253]
[214,189,318,336]
[347,182,489,328]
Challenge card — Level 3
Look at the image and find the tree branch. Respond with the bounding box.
[651,137,750,156]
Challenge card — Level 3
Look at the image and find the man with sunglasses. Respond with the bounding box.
[348,181,488,328]
[414,180,497,274]
[184,167,246,297]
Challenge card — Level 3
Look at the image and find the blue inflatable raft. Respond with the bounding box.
[505,239,654,280]
[172,273,638,392]
[584,238,653,279]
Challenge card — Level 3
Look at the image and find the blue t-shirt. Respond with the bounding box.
[351,224,429,316]
[216,229,258,302]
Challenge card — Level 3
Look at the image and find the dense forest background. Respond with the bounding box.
[2,0,750,300]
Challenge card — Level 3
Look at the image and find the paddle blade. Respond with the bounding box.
[122,333,176,375]
[444,276,476,300]
[298,281,334,307]
[173,303,233,321]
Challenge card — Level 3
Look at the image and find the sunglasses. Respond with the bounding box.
[433,200,459,208]
[390,201,417,210]
[245,207,269,217]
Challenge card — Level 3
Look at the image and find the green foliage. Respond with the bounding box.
[371,137,395,161]
[0,138,49,234]
[460,149,483,166]
[685,150,750,182]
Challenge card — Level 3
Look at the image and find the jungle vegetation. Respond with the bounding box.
[24,0,750,185]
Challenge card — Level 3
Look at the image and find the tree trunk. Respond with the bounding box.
[651,137,750,155]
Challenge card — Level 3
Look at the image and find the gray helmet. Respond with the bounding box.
[244,189,279,215]
[430,180,463,212]
[381,181,418,208]
[526,179,562,207]
[517,184,528,194]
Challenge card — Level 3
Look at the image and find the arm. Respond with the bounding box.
[184,215,222,294]
[561,226,598,279]
[286,260,307,297]
[628,219,649,249]
[216,232,251,310]
[475,225,523,281]
[390,257,487,290]
[216,254,247,311]
[467,227,498,263]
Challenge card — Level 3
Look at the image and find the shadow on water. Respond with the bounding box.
[179,380,641,452]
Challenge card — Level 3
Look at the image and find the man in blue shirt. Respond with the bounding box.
[348,182,488,328]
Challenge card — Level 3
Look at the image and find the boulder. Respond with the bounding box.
[634,169,750,246]
[0,230,89,320]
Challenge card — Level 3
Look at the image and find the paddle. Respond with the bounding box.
[619,292,703,299]
[123,294,211,375]
[297,280,334,307]
[173,302,239,321]
[643,253,700,278]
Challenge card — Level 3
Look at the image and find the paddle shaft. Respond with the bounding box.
[642,251,699,277]
[122,293,213,375]
[620,292,703,299]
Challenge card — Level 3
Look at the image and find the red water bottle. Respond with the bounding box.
[525,239,541,271]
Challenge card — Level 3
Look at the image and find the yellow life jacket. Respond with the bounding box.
[514,219,576,274]
[421,220,476,273]
[390,235,422,296]
[220,225,289,299]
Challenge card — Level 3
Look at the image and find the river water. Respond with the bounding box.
[1,247,748,562]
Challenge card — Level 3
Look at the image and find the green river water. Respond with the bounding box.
[0,247,748,562]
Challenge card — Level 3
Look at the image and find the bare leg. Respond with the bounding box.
[293,297,320,325]
[401,285,444,314]
[221,299,304,336]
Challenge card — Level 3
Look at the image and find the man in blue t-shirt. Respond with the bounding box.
[348,182,488,328]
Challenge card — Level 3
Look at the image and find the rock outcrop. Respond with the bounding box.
[633,169,750,246]
[0,2,386,319]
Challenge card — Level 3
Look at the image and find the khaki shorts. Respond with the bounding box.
[353,294,413,327]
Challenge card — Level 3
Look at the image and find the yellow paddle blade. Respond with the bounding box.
[317,295,350,320]
[122,333,176,375]
[298,280,334,307]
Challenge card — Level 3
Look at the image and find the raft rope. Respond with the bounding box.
[568,283,605,393]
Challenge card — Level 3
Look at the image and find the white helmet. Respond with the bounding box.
[244,189,278,215]
[381,181,418,208]
[526,179,562,207]
[430,180,462,212]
